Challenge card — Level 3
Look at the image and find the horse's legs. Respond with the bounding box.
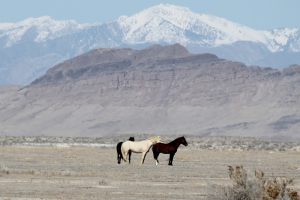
[153,151,160,166]
[117,153,121,164]
[141,152,148,165]
[141,152,146,164]
[128,150,132,164]
[152,147,160,166]
[155,153,160,166]
[169,153,175,166]
[121,148,128,162]
[125,151,129,162]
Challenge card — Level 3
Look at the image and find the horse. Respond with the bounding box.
[152,136,188,166]
[116,137,135,164]
[121,136,161,165]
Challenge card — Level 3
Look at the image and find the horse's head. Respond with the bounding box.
[149,136,160,144]
[129,137,135,141]
[180,136,188,146]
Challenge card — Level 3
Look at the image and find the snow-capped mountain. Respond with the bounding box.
[0,16,91,47]
[118,4,299,52]
[119,4,269,47]
[0,4,300,85]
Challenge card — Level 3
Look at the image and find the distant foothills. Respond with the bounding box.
[0,44,300,138]
[0,4,300,85]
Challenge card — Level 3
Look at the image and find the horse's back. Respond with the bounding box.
[123,140,152,153]
[153,142,175,154]
[153,142,165,151]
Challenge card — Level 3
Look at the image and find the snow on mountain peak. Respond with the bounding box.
[117,4,192,44]
[116,3,300,53]
[19,16,55,25]
[117,4,272,48]
[270,28,298,50]
[0,16,91,46]
[0,4,299,53]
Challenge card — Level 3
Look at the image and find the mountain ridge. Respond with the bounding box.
[1,4,300,85]
[1,45,299,138]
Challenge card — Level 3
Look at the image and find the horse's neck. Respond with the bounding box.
[169,139,181,148]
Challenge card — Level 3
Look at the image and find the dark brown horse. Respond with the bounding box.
[116,137,134,164]
[152,136,188,166]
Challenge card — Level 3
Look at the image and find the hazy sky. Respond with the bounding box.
[1,0,299,30]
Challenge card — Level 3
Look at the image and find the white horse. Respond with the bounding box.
[121,136,161,164]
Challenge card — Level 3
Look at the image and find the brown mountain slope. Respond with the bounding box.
[1,44,300,139]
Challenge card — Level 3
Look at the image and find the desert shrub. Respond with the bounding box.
[210,165,300,200]
[99,179,108,186]
[0,164,9,174]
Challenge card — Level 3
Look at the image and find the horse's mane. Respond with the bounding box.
[148,136,160,143]
[169,136,184,145]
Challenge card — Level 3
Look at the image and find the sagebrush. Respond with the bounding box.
[211,165,300,200]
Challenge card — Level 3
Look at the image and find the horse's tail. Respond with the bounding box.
[117,142,122,155]
[116,142,123,163]
[121,142,127,162]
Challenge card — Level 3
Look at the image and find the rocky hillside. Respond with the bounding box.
[0,44,300,139]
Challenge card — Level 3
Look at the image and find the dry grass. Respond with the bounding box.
[211,165,300,200]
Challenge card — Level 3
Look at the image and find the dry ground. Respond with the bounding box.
[0,145,300,199]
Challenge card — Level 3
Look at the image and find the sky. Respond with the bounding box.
[0,0,299,30]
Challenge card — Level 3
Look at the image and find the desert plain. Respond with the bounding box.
[0,136,300,200]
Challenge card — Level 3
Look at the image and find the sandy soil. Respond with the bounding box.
[0,146,300,199]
